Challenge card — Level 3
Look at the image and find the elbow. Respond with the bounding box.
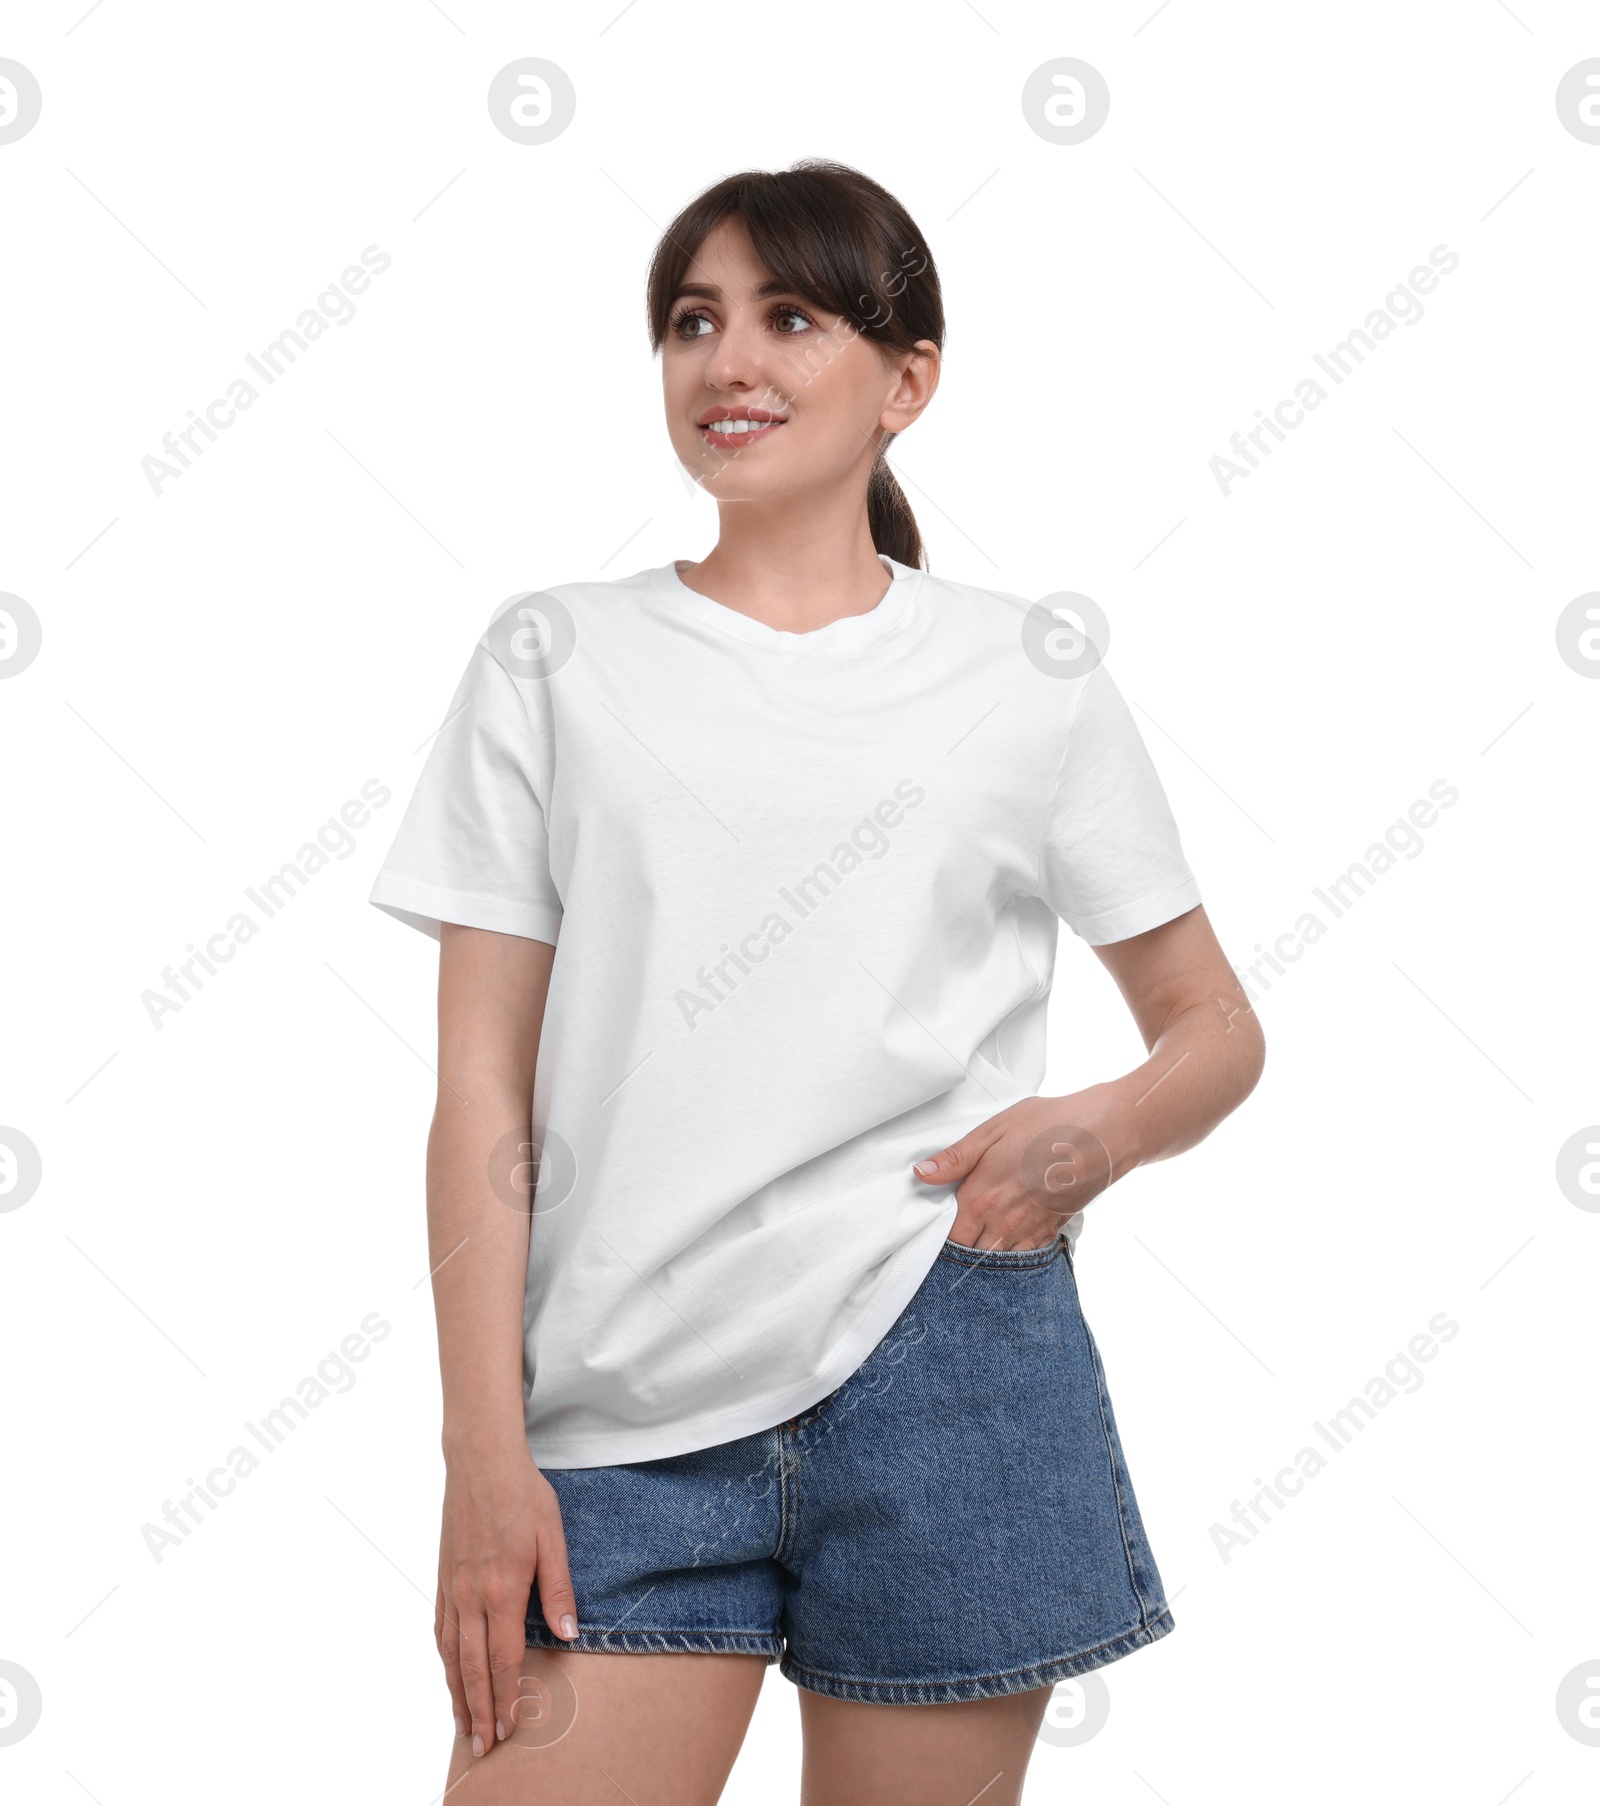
[1234,1000,1267,1105]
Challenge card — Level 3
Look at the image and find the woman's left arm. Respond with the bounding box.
[914,905,1265,1249]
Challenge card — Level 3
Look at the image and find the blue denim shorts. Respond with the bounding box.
[525,1232,1174,1705]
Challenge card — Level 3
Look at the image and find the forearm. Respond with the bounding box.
[1078,988,1265,1186]
[427,1075,536,1465]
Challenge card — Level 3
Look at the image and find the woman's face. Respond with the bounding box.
[661,215,938,506]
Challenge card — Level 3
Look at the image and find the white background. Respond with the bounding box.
[2,1,1596,1800]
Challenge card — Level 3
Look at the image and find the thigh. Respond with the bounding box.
[441,1646,767,1805]
[797,1684,1054,1806]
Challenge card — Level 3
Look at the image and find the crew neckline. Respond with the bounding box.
[656,553,925,655]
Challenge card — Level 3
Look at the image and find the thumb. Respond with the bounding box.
[535,1526,580,1644]
[913,1131,987,1185]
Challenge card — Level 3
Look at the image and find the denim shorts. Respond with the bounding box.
[524,1232,1174,1705]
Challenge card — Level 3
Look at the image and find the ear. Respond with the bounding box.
[881,339,941,435]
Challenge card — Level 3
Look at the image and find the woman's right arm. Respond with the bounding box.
[429,922,576,1761]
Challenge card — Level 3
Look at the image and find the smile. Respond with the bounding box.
[698,414,787,446]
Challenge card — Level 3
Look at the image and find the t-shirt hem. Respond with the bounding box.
[1065,875,1203,947]
[525,1221,952,1470]
[369,874,562,945]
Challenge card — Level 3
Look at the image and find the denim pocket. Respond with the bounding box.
[937,1234,1063,1270]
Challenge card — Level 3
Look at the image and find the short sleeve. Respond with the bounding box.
[1036,662,1202,946]
[369,643,562,944]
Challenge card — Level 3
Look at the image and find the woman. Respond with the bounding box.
[370,159,1263,1806]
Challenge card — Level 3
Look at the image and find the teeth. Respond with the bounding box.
[705,418,780,433]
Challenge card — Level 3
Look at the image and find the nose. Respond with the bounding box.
[700,303,769,395]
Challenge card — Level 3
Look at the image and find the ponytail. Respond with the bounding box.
[868,443,924,570]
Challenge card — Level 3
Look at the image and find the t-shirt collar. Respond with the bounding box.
[654,553,925,656]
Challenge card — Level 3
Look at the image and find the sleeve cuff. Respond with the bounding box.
[1062,875,1203,947]
[368,874,562,946]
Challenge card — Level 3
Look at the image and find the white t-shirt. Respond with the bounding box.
[370,555,1202,1468]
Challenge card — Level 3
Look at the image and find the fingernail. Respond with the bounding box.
[472,1733,484,1758]
[454,1715,465,1739]
[559,1613,577,1638]
[914,1160,939,1177]
[495,1718,506,1741]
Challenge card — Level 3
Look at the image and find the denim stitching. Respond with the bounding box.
[774,1424,799,1568]
[1081,1320,1162,1629]
[935,1237,1063,1272]
[780,1608,1174,1704]
[526,1628,781,1656]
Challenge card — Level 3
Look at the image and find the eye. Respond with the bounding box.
[772,304,816,335]
[669,305,714,340]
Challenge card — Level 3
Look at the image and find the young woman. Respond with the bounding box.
[370,159,1263,1806]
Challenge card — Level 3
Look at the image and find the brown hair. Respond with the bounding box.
[645,159,944,571]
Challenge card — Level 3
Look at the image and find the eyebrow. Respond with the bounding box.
[669,278,801,304]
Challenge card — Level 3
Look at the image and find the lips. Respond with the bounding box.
[697,407,787,448]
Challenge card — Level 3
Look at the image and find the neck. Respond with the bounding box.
[680,506,893,633]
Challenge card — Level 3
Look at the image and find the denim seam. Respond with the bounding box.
[936,1242,1061,1272]
[774,1426,799,1568]
[1082,1322,1161,1630]
[525,1628,781,1656]
[780,1607,1174,1704]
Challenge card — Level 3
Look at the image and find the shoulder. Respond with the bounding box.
[913,568,1096,680]
[484,565,666,633]
[912,566,1035,628]
[476,565,669,678]
[911,568,1062,666]
[536,565,667,611]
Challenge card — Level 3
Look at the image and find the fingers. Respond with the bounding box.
[454,1599,498,1758]
[912,1124,993,1185]
[487,1587,533,1747]
[442,1568,546,1761]
[953,1202,1066,1250]
[435,1582,471,1744]
[535,1522,581,1644]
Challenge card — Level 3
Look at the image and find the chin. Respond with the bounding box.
[687,466,777,502]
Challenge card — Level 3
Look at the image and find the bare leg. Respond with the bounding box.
[797,1684,1054,1806]
[440,1647,767,1805]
